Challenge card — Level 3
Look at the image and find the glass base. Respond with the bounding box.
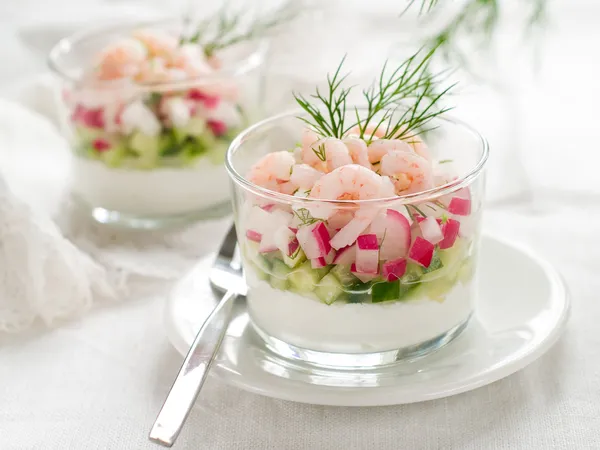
[252,316,471,370]
[82,200,232,230]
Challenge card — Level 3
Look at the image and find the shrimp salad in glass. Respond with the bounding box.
[64,28,246,171]
[241,126,478,309]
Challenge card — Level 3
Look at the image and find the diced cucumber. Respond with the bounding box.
[99,141,127,167]
[439,238,469,270]
[315,273,345,305]
[422,253,443,274]
[174,117,206,142]
[371,281,399,303]
[288,261,319,293]
[270,259,290,291]
[282,248,306,269]
[75,125,104,143]
[401,265,422,284]
[129,131,160,169]
[205,140,229,165]
[372,280,417,303]
[347,292,370,303]
[419,276,456,303]
[458,255,476,284]
[244,241,271,280]
[330,264,357,286]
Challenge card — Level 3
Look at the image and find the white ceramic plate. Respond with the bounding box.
[164,234,569,406]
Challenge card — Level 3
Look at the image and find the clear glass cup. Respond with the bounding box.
[48,19,267,228]
[226,109,488,369]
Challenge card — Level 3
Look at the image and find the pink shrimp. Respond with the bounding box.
[367,139,414,164]
[310,164,385,201]
[247,151,296,193]
[131,29,178,59]
[380,151,434,195]
[302,138,353,172]
[346,124,386,140]
[290,164,323,190]
[95,38,147,80]
[342,137,371,169]
[310,165,387,248]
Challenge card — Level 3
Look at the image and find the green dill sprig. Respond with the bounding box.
[406,0,548,70]
[182,2,299,57]
[312,143,327,162]
[293,208,319,226]
[293,57,351,138]
[294,47,454,142]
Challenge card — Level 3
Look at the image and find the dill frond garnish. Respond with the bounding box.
[182,2,299,57]
[293,47,454,142]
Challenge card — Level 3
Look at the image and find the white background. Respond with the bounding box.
[1,0,600,449]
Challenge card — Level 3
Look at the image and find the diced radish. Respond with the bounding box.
[246,206,292,235]
[332,244,356,265]
[207,119,227,137]
[356,234,379,273]
[439,219,460,249]
[297,222,332,259]
[187,89,221,109]
[311,257,327,269]
[162,97,191,128]
[274,227,299,256]
[92,138,111,152]
[259,231,278,253]
[325,249,336,264]
[419,217,444,244]
[326,210,354,230]
[121,101,161,136]
[246,229,262,243]
[369,209,411,260]
[413,214,426,223]
[330,208,378,250]
[409,237,434,268]
[261,204,276,212]
[351,263,379,283]
[458,215,477,238]
[289,227,298,233]
[381,258,407,282]
[448,197,471,216]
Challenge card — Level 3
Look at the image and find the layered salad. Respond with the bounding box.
[52,3,298,220]
[233,50,484,355]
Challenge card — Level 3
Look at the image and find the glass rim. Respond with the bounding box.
[225,107,489,206]
[47,17,269,89]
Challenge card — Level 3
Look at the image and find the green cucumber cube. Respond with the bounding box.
[288,261,319,293]
[315,273,344,305]
[330,264,357,286]
[371,281,400,303]
[174,117,207,142]
[100,141,127,167]
[282,248,306,269]
[270,259,291,290]
[129,131,160,169]
[206,140,229,165]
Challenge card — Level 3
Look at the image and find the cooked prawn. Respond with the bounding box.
[247,151,296,193]
[342,137,371,169]
[310,164,384,201]
[290,164,323,190]
[367,139,413,164]
[302,138,353,172]
[346,124,386,140]
[96,38,147,80]
[380,151,434,195]
[131,29,178,58]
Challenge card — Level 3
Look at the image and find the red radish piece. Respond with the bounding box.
[325,249,336,265]
[369,209,411,260]
[187,89,221,109]
[260,204,276,212]
[288,227,298,234]
[207,119,227,137]
[355,234,379,274]
[439,219,460,249]
[92,138,111,152]
[414,214,426,223]
[311,257,327,269]
[409,237,434,268]
[381,258,407,282]
[297,222,332,259]
[351,263,379,283]
[330,208,378,249]
[246,229,262,243]
[448,197,471,216]
[419,217,444,244]
[332,244,356,265]
[83,108,105,128]
[274,227,299,256]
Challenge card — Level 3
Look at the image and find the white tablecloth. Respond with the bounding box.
[1,1,600,449]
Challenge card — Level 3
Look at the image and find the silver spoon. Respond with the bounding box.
[149,224,245,447]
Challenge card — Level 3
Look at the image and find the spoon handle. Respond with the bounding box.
[149,289,238,447]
